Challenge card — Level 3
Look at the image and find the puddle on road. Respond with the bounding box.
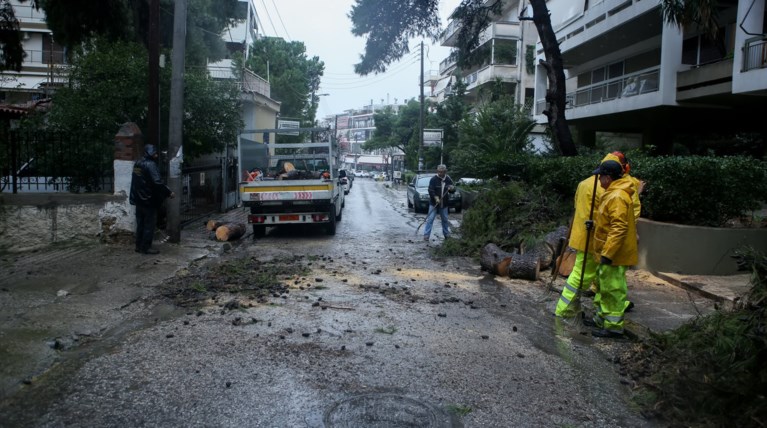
[311,393,463,428]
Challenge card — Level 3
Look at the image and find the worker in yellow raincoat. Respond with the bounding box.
[584,159,637,338]
[554,171,604,319]
[590,152,643,312]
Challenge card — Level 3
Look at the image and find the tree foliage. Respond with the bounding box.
[47,39,242,159]
[0,0,243,71]
[348,0,441,75]
[451,96,536,179]
[244,37,324,125]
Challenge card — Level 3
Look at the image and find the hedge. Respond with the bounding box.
[471,155,767,228]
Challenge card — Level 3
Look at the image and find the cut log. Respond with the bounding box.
[529,243,554,270]
[507,253,540,281]
[557,247,577,277]
[206,220,225,231]
[215,222,246,241]
[543,225,569,252]
[480,243,515,276]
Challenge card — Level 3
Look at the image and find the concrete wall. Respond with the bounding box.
[636,218,767,275]
[0,193,130,252]
[0,123,143,253]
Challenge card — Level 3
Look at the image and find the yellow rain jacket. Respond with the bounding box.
[569,175,604,252]
[592,176,638,266]
[600,153,641,219]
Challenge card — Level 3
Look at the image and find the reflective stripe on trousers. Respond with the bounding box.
[555,251,598,318]
[594,264,628,333]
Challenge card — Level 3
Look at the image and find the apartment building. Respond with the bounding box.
[436,0,539,107]
[0,0,66,106]
[535,0,767,149]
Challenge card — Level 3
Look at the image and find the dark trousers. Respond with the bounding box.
[135,204,157,251]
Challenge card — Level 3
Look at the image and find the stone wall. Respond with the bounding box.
[0,123,143,253]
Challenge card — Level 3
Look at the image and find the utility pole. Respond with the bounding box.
[166,0,187,243]
[418,41,424,171]
[148,0,160,148]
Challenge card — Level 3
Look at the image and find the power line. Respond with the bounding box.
[319,59,421,90]
[258,0,279,38]
[270,0,292,41]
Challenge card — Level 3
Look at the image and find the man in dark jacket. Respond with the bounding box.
[423,164,455,241]
[129,144,174,254]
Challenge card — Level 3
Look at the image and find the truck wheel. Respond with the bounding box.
[336,207,343,221]
[326,210,337,235]
[252,225,265,238]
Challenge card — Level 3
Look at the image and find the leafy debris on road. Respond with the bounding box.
[161,255,310,307]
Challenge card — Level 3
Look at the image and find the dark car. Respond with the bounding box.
[406,173,462,213]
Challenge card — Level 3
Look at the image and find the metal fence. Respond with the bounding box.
[180,161,225,227]
[1,129,114,193]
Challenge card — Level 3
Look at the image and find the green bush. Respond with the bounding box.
[636,156,767,227]
[628,248,767,426]
[438,180,569,257]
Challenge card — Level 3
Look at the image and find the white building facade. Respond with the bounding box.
[535,0,767,150]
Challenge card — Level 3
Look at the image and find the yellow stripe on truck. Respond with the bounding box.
[240,184,332,193]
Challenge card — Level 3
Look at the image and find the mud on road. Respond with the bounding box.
[0,180,657,427]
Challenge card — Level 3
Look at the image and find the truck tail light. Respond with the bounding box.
[248,215,266,224]
[311,214,328,222]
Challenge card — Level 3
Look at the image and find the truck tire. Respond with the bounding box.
[326,210,337,235]
[336,206,343,221]
[252,225,265,238]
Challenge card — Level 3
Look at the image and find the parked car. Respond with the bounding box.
[406,173,462,213]
[338,169,352,194]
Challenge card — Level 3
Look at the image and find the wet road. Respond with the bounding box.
[0,179,656,427]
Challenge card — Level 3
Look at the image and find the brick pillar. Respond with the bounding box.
[114,122,144,161]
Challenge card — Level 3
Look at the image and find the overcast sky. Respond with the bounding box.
[252,0,461,119]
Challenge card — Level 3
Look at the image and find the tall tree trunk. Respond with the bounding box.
[529,0,577,156]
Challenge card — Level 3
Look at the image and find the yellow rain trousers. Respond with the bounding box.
[592,264,628,333]
[555,251,598,318]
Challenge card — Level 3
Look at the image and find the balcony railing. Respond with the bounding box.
[205,66,271,98]
[536,67,659,114]
[22,49,67,66]
[743,37,767,72]
[463,64,518,91]
[570,69,659,107]
[11,4,47,23]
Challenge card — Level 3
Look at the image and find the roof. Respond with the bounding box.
[0,99,52,118]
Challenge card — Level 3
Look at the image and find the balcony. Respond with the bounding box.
[12,4,47,24]
[534,67,660,114]
[477,21,521,44]
[21,49,66,66]
[743,37,767,72]
[205,65,271,98]
[569,68,659,107]
[442,19,521,47]
[464,64,518,92]
[677,59,733,101]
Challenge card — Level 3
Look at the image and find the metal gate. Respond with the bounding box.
[179,154,239,227]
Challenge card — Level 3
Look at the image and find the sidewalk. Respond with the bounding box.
[585,269,751,338]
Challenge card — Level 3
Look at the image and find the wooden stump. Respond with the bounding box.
[206,220,224,231]
[480,243,515,276]
[543,225,570,252]
[507,253,540,281]
[557,247,577,277]
[215,222,246,241]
